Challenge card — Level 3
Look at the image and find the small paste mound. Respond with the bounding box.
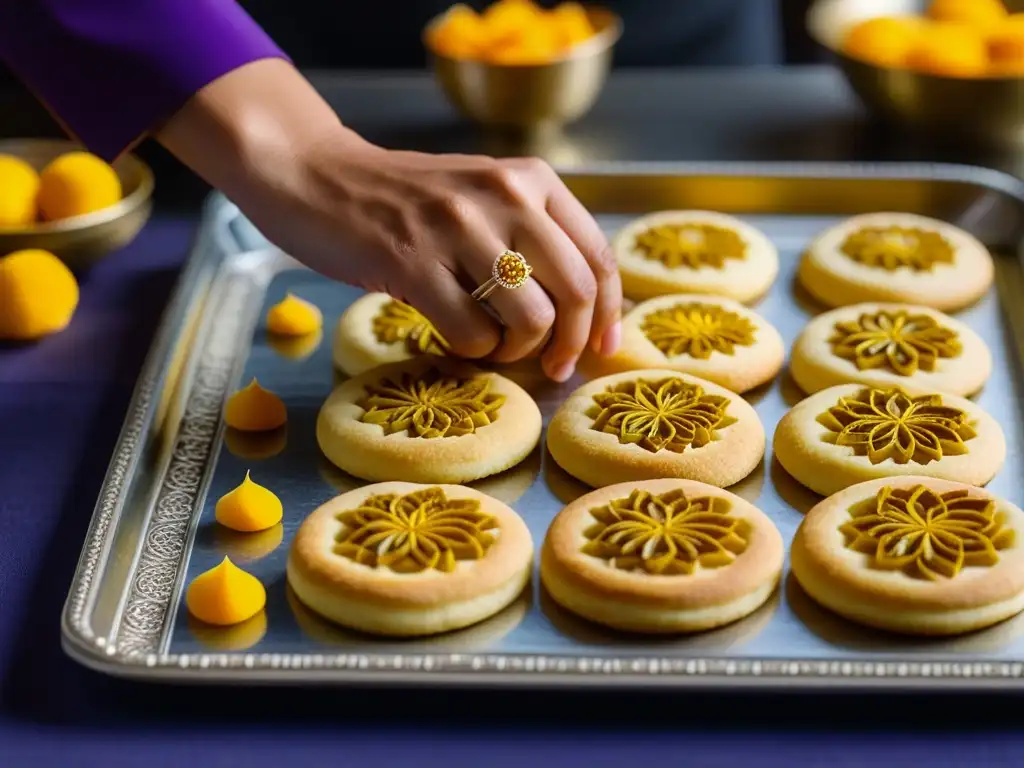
[829,309,961,377]
[640,301,757,359]
[358,368,505,438]
[588,377,735,454]
[840,225,955,272]
[334,486,499,573]
[581,487,749,575]
[372,300,450,356]
[185,557,266,626]
[817,387,977,466]
[841,484,1014,581]
[266,293,323,337]
[224,379,287,432]
[634,223,746,269]
[215,471,283,532]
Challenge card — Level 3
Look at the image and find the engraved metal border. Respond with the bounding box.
[62,164,1024,687]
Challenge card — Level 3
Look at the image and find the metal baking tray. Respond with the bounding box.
[62,162,1024,690]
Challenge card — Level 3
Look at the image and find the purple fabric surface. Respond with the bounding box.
[1,216,1023,766]
[0,1,288,161]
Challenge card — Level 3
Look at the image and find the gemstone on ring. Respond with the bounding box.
[492,250,532,290]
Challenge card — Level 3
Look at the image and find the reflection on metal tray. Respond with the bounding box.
[61,162,1024,690]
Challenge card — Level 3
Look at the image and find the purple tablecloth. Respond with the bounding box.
[4,216,1024,767]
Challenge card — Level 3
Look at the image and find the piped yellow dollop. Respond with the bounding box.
[185,557,266,626]
[215,471,283,532]
[224,379,287,432]
[266,293,323,337]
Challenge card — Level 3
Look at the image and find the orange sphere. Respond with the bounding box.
[927,0,1007,28]
[906,23,988,77]
[842,17,923,68]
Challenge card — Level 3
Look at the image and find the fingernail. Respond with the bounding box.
[600,321,622,356]
[552,361,576,383]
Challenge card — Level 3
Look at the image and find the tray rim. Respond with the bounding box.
[61,159,1024,689]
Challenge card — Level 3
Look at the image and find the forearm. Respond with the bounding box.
[0,1,287,161]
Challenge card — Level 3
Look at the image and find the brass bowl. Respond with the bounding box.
[0,138,154,269]
[807,0,1024,146]
[425,6,622,132]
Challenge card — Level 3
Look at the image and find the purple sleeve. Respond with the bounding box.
[0,1,290,161]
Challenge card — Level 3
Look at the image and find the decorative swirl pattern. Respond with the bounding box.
[840,226,955,271]
[828,310,961,377]
[817,387,976,465]
[372,300,450,356]
[334,487,498,573]
[358,368,505,438]
[588,377,735,454]
[840,484,1013,580]
[581,488,749,575]
[634,223,747,269]
[640,302,757,359]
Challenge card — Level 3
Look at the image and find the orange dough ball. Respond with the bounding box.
[927,0,1007,28]
[842,17,923,68]
[37,151,122,221]
[427,4,486,59]
[0,155,40,228]
[907,23,988,77]
[0,249,79,340]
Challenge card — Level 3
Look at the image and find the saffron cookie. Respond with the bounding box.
[333,292,450,377]
[317,358,542,484]
[790,477,1024,635]
[541,479,784,633]
[612,210,779,303]
[789,302,991,397]
[546,369,765,489]
[774,383,1006,497]
[798,212,994,311]
[597,294,785,393]
[287,482,534,636]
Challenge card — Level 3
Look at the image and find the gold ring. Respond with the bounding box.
[471,250,533,302]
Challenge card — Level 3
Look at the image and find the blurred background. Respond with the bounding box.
[0,0,829,214]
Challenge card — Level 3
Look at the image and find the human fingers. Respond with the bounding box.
[399,258,502,359]
[459,223,557,365]
[512,208,595,382]
[544,180,623,356]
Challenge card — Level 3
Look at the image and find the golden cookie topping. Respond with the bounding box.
[334,487,498,573]
[828,310,961,377]
[839,226,955,271]
[358,368,505,438]
[373,300,450,356]
[589,377,735,454]
[633,223,747,270]
[840,484,1013,580]
[817,387,976,465]
[581,488,749,575]
[639,302,757,359]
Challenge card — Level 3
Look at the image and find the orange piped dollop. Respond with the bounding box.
[266,292,323,337]
[185,557,266,626]
[215,471,283,533]
[224,379,287,432]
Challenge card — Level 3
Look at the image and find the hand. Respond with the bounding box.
[158,59,621,380]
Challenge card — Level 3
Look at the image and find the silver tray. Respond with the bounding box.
[62,162,1024,690]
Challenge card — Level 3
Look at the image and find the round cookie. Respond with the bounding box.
[612,210,779,304]
[546,369,765,489]
[597,294,785,393]
[798,212,994,311]
[789,302,991,397]
[791,477,1024,636]
[317,357,542,484]
[774,383,1006,497]
[541,479,784,633]
[333,292,450,377]
[287,482,534,636]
